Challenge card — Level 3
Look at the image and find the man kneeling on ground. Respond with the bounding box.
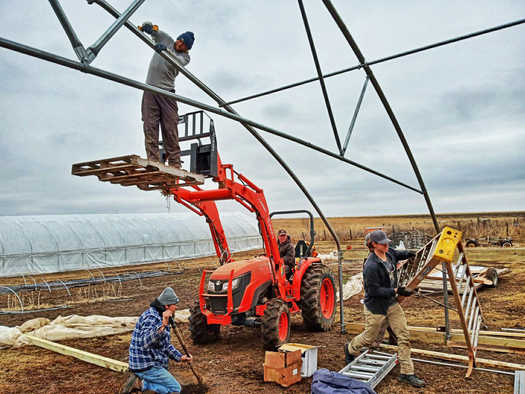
[344,230,425,388]
[124,287,192,393]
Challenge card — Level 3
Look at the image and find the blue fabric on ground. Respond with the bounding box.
[311,368,376,394]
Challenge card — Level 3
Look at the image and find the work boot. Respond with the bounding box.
[398,374,426,388]
[344,342,355,364]
[121,373,138,394]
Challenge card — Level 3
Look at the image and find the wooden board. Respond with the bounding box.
[379,344,525,371]
[345,323,525,350]
[24,334,128,372]
[72,155,205,191]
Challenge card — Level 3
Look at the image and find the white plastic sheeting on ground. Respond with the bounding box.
[336,273,364,302]
[0,212,262,277]
[0,311,190,348]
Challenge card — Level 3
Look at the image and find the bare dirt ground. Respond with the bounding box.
[1,215,524,393]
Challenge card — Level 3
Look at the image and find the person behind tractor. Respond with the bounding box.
[123,287,192,393]
[139,21,195,169]
[344,230,426,388]
[277,229,295,280]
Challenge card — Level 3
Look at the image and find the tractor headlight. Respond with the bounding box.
[207,274,248,293]
[222,275,245,292]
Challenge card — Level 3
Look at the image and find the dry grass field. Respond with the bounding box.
[272,211,524,245]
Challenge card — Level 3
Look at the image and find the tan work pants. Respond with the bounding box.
[348,303,414,375]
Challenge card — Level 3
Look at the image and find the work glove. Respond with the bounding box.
[154,43,167,52]
[397,286,414,297]
[140,22,154,34]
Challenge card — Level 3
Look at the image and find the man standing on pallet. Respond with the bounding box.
[344,230,426,388]
[139,21,195,169]
[123,287,192,393]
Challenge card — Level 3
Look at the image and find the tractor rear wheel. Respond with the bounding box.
[300,264,336,331]
[261,298,290,350]
[189,301,220,344]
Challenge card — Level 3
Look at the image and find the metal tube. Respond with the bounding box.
[322,0,440,232]
[297,0,342,154]
[411,357,515,376]
[468,305,478,333]
[88,1,421,194]
[48,0,87,61]
[86,0,146,60]
[342,76,368,155]
[501,328,525,333]
[461,280,470,307]
[464,286,474,320]
[473,314,482,350]
[87,0,350,331]
[453,253,464,276]
[0,36,418,195]
[222,17,525,107]
[441,262,450,342]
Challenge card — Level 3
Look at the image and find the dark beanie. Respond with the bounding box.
[158,287,180,305]
[177,31,195,50]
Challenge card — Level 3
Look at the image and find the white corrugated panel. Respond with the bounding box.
[0,212,262,277]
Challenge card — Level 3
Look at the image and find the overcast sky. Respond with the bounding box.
[1,1,524,219]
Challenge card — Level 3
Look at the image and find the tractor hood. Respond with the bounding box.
[209,256,273,281]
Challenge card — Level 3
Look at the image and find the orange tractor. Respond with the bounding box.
[165,111,337,349]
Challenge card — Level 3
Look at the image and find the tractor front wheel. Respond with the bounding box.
[300,264,336,331]
[261,298,290,350]
[189,301,220,344]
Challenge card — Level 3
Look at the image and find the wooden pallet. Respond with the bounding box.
[71,155,205,191]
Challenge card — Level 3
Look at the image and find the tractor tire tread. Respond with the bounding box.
[300,264,336,332]
[261,298,289,350]
[189,301,220,344]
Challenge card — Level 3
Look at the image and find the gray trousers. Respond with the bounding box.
[141,91,181,166]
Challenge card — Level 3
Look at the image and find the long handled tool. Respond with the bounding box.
[169,317,206,387]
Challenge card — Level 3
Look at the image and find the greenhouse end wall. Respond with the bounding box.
[0,213,262,277]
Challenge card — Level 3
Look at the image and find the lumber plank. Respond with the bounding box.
[450,342,525,355]
[345,323,525,349]
[379,344,525,371]
[71,163,139,176]
[71,155,139,173]
[24,334,128,373]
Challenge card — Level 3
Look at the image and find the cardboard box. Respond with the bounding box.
[279,343,319,377]
[264,349,302,368]
[263,361,302,387]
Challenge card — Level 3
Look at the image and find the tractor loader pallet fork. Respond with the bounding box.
[397,226,485,377]
[71,154,204,191]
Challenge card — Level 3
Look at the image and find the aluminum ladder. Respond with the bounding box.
[396,226,485,377]
[339,349,397,389]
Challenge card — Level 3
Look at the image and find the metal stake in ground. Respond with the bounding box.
[169,317,206,389]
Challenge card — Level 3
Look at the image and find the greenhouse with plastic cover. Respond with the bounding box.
[0,212,262,277]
